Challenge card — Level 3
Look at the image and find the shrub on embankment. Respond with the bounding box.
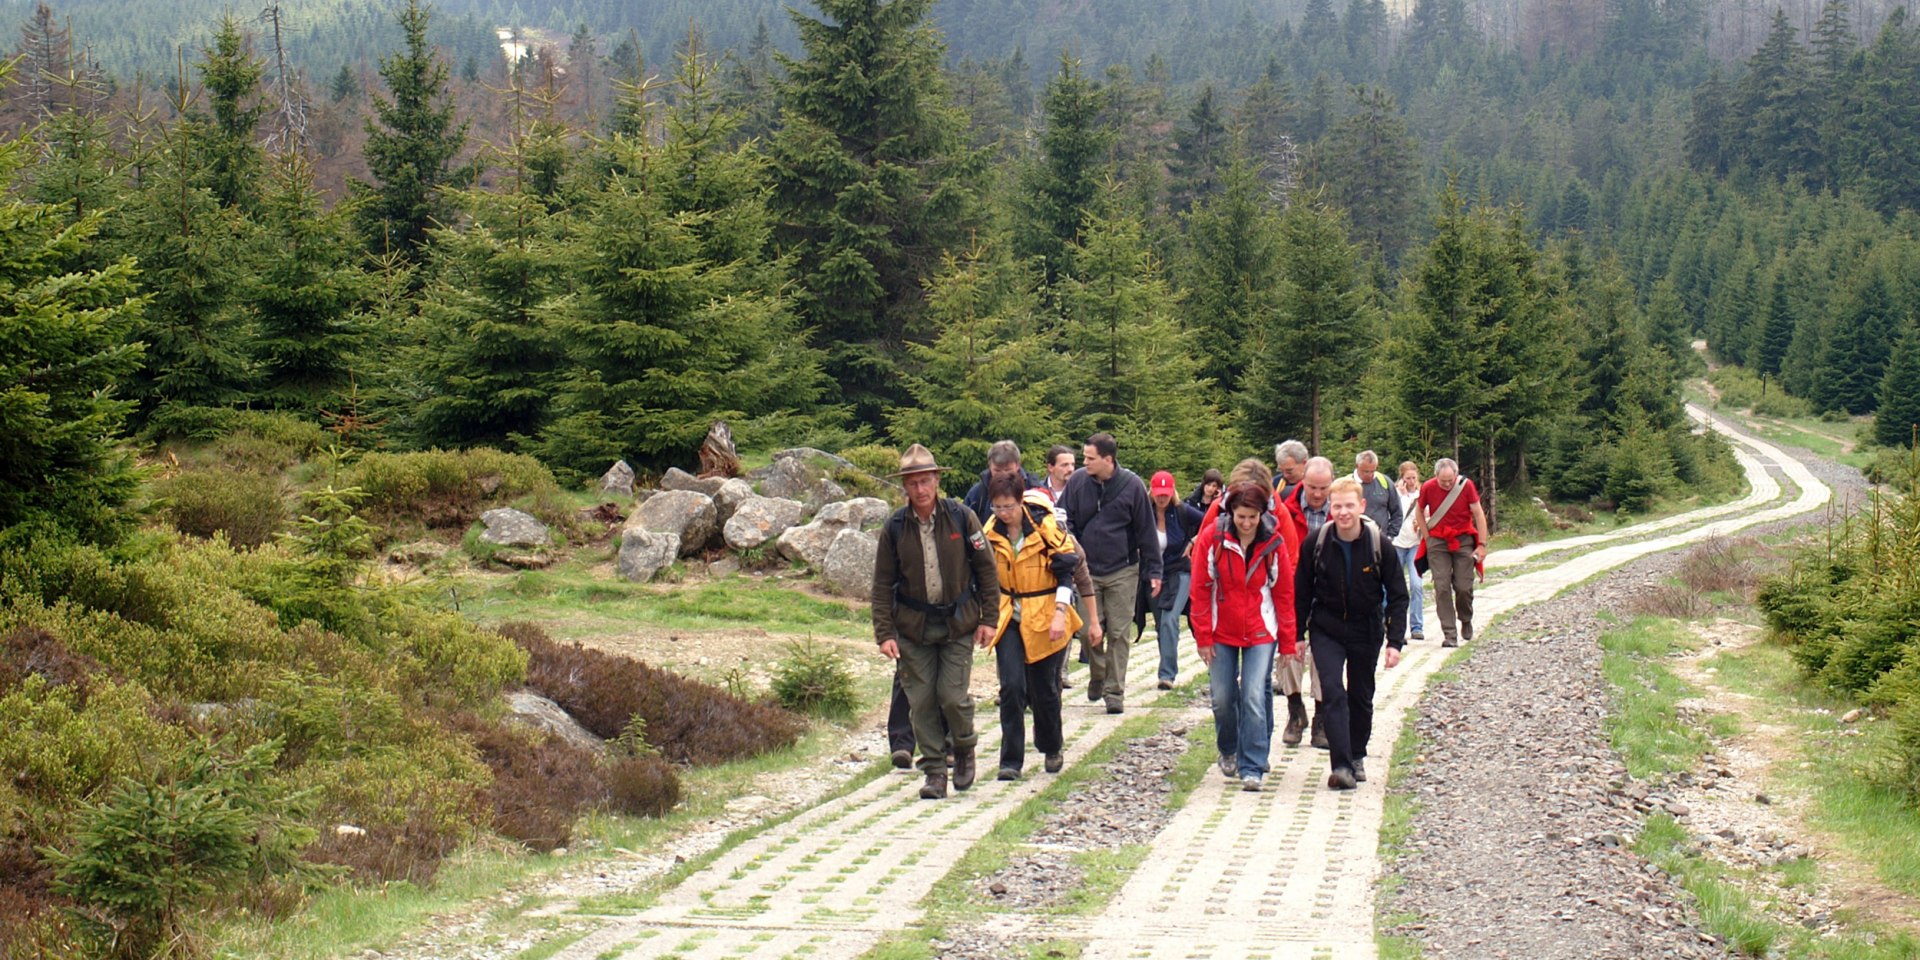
[0,517,784,957]
[1757,455,1920,805]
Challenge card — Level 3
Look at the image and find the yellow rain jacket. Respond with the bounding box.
[985,491,1084,664]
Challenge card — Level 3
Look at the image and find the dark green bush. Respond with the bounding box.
[505,622,806,767]
[1894,701,1920,806]
[154,469,286,548]
[145,405,331,472]
[770,639,860,720]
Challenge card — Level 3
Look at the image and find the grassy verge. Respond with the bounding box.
[1375,701,1429,960]
[1598,617,1723,779]
[213,720,889,959]
[1597,614,1920,958]
[1705,639,1920,899]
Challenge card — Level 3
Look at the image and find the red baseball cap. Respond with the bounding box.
[1150,470,1176,497]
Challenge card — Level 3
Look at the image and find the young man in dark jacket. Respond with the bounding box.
[872,444,1002,799]
[1060,432,1161,714]
[1295,478,1409,790]
[962,439,1044,523]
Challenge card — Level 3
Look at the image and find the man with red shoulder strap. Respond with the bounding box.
[1410,457,1490,648]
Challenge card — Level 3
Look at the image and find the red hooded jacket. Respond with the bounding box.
[1190,500,1301,655]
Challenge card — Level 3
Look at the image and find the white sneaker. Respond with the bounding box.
[1241,774,1263,792]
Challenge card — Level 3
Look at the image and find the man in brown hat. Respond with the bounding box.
[873,444,1002,798]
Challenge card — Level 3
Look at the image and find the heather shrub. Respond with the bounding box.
[154,469,285,548]
[770,639,860,720]
[0,625,104,695]
[604,754,682,817]
[447,713,604,853]
[505,622,806,766]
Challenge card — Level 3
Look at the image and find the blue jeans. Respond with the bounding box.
[1397,545,1425,636]
[1154,569,1191,682]
[1209,642,1276,778]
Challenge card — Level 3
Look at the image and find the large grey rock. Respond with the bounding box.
[599,460,635,497]
[776,518,841,569]
[714,477,757,525]
[479,508,551,548]
[724,496,806,551]
[505,690,603,752]
[754,455,825,502]
[821,528,879,599]
[660,467,725,497]
[628,490,717,555]
[815,497,893,532]
[617,529,681,582]
[769,447,857,473]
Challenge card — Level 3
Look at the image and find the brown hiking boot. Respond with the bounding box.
[890,749,912,770]
[1086,678,1104,702]
[1282,698,1306,747]
[952,747,977,792]
[1310,707,1329,750]
[920,771,948,799]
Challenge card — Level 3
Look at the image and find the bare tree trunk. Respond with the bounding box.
[1310,384,1323,454]
[1486,435,1498,534]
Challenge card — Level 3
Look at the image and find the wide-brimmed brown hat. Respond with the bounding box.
[889,443,952,478]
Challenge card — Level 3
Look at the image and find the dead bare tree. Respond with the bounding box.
[261,4,311,155]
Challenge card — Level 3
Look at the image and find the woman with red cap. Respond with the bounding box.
[1148,470,1204,690]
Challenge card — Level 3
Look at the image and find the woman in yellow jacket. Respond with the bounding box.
[984,477,1099,779]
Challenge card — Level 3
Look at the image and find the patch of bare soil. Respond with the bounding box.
[1671,618,1920,934]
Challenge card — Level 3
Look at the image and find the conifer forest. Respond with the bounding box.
[5,0,1920,953]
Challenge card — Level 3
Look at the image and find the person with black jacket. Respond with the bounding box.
[1060,432,1161,714]
[1295,477,1409,790]
[962,439,1044,523]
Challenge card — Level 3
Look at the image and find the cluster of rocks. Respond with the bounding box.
[609,448,899,592]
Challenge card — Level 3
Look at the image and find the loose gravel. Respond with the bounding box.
[1384,455,1869,960]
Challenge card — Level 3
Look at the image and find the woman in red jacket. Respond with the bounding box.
[1190,482,1296,792]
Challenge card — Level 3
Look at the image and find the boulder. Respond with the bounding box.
[724,496,806,551]
[617,529,681,582]
[627,490,718,555]
[776,518,841,569]
[479,508,551,548]
[821,528,879,599]
[661,466,725,497]
[714,477,757,525]
[815,497,893,532]
[505,690,604,752]
[769,446,857,473]
[754,454,825,502]
[599,460,636,497]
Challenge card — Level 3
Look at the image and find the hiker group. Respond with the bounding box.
[870,434,1491,799]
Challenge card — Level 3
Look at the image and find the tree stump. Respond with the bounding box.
[698,421,742,478]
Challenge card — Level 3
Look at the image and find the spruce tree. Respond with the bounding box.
[1315,86,1417,261]
[1013,54,1110,288]
[1835,11,1920,215]
[1058,199,1232,477]
[768,0,981,427]
[1168,85,1230,213]
[1753,257,1798,377]
[1235,59,1297,166]
[538,47,827,479]
[1816,268,1899,414]
[195,16,265,211]
[0,104,146,547]
[1241,193,1373,452]
[889,244,1056,486]
[1183,156,1282,399]
[1875,321,1920,448]
[1737,11,1826,186]
[248,156,367,413]
[356,0,470,261]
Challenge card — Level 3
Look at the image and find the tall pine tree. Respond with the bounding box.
[1876,320,1920,447]
[356,0,470,261]
[768,0,981,427]
[1013,54,1110,288]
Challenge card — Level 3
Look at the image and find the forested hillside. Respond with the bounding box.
[6,0,1920,951]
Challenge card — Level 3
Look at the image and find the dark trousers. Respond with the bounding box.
[887,671,918,754]
[995,636,1066,772]
[1308,626,1384,775]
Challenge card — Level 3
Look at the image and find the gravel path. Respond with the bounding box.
[1382,416,1868,960]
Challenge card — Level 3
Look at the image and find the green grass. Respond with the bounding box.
[1706,640,1920,900]
[1599,617,1713,779]
[428,560,871,641]
[1375,688,1428,960]
[513,929,591,960]
[1637,813,1920,959]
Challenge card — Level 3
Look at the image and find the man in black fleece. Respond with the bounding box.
[1060,432,1161,714]
[1295,477,1409,790]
